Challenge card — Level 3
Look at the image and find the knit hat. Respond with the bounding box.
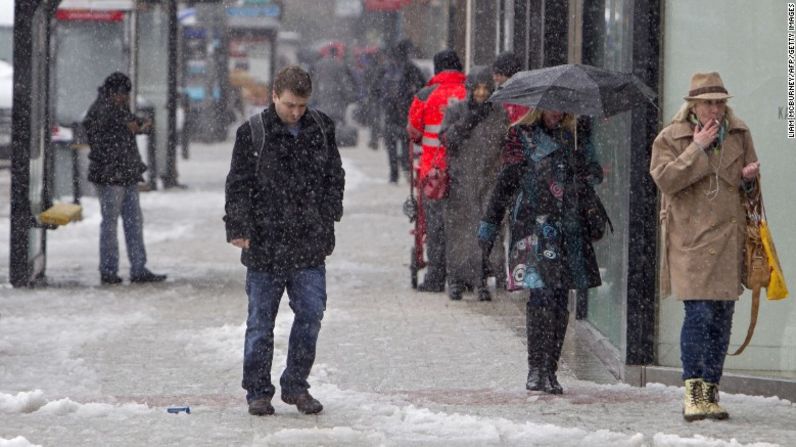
[433,49,463,74]
[492,52,522,78]
[103,72,132,94]
[466,65,494,91]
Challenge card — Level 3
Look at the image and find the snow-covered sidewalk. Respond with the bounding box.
[0,136,794,446]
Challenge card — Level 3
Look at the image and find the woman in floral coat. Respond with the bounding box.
[478,108,603,394]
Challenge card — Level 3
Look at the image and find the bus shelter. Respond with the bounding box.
[8,0,220,287]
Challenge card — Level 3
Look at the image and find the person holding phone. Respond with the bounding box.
[83,72,165,285]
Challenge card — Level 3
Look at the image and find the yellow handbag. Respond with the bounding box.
[760,219,788,300]
[730,175,788,355]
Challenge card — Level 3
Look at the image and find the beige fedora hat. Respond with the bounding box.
[683,72,733,100]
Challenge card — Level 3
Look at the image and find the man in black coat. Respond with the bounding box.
[380,39,426,183]
[83,72,166,285]
[224,65,345,417]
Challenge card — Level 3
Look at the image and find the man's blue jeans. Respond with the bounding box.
[242,265,327,403]
[96,184,147,276]
[681,300,735,383]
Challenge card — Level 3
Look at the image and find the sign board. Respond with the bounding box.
[226,5,281,18]
[364,0,411,11]
[336,0,363,18]
[55,10,125,21]
[57,0,134,10]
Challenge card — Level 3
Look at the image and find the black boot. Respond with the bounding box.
[525,305,546,391]
[448,282,464,300]
[542,307,569,395]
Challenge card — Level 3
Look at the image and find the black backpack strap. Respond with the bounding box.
[308,109,329,152]
[247,112,265,173]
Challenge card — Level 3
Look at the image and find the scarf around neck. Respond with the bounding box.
[689,113,727,152]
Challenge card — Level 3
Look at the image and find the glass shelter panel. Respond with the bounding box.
[581,0,635,348]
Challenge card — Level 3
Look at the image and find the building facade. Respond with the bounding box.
[462,0,796,399]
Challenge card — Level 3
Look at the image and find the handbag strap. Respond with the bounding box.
[729,173,764,356]
[728,286,760,356]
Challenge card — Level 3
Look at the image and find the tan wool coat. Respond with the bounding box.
[650,111,758,300]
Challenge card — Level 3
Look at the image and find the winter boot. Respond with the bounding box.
[448,282,464,301]
[417,276,445,293]
[525,306,546,391]
[282,391,323,415]
[248,397,275,416]
[477,287,492,301]
[702,381,729,420]
[541,308,568,395]
[683,378,708,422]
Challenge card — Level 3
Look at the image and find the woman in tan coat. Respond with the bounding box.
[650,72,760,422]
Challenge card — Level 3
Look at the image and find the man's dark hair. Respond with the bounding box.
[273,65,312,97]
[103,71,132,94]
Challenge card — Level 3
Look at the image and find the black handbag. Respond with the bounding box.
[579,184,613,241]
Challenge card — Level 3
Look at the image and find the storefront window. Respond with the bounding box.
[659,1,796,378]
[581,0,635,348]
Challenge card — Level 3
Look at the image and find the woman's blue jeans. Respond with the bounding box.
[242,265,327,403]
[681,300,735,384]
[97,184,147,276]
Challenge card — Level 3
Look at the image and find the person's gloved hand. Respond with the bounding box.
[477,220,498,254]
[462,103,491,130]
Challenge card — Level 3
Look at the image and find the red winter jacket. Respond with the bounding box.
[407,70,467,180]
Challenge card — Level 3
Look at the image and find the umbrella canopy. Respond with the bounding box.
[489,63,656,117]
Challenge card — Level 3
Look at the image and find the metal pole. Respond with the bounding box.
[129,4,139,113]
[465,0,472,73]
[164,0,179,187]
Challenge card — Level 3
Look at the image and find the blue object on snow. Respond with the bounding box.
[167,406,191,414]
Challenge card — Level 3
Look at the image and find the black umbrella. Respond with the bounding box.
[489,63,656,117]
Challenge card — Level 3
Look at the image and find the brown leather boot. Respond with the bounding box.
[247,397,275,416]
[282,391,323,415]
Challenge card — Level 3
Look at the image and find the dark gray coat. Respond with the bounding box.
[440,99,508,285]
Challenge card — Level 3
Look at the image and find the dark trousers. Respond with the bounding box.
[422,193,446,285]
[681,300,735,384]
[384,124,409,180]
[526,288,569,376]
[242,265,327,402]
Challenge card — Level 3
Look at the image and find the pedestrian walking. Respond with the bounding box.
[380,39,426,183]
[439,66,508,301]
[310,46,355,126]
[478,108,603,394]
[407,49,466,292]
[224,65,345,416]
[650,72,760,421]
[491,52,529,125]
[83,72,167,285]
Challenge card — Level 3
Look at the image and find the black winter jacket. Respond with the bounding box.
[224,105,345,272]
[84,92,147,186]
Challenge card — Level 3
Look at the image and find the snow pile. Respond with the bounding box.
[0,390,151,418]
[0,437,41,447]
[652,433,779,447]
[0,390,47,414]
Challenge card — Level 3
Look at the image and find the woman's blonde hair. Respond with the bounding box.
[514,108,577,133]
[671,100,735,124]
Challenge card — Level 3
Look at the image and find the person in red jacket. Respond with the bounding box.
[407,49,466,293]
